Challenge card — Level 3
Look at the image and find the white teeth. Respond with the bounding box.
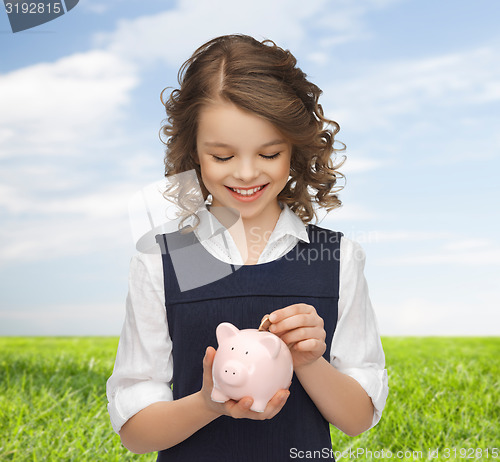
[229,185,264,196]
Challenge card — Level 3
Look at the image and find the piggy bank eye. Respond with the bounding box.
[231,347,234,350]
[245,351,248,355]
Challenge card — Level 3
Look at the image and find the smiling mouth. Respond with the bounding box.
[225,184,268,196]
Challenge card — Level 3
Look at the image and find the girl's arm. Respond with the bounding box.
[119,391,218,453]
[269,304,374,437]
[119,347,290,454]
[270,237,388,436]
[328,237,388,429]
[294,356,374,436]
[108,253,290,454]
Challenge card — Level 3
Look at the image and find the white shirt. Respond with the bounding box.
[106,204,389,434]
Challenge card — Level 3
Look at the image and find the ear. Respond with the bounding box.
[216,322,239,343]
[259,334,281,359]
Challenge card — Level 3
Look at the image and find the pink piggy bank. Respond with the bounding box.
[211,322,293,412]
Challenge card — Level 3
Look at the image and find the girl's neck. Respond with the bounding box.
[207,201,282,264]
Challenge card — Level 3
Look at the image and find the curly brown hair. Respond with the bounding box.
[160,34,345,230]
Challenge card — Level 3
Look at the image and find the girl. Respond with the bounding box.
[107,34,388,461]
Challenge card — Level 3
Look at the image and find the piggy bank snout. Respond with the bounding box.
[219,359,248,386]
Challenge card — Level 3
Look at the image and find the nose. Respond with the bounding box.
[220,359,248,386]
[233,157,260,183]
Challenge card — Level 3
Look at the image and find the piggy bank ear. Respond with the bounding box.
[259,334,281,359]
[216,322,239,343]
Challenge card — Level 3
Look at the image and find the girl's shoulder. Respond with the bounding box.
[306,222,343,243]
[306,223,367,262]
[129,250,164,281]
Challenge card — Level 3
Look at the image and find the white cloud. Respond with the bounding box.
[370,230,454,242]
[0,181,144,262]
[380,298,451,335]
[0,302,126,335]
[442,239,492,252]
[377,297,500,336]
[79,2,109,14]
[0,210,132,263]
[92,0,328,68]
[341,156,382,173]
[0,47,146,263]
[307,52,331,66]
[0,50,139,158]
[325,46,500,132]
[1,0,407,266]
[382,240,500,266]
[78,0,130,15]
[91,0,402,71]
[313,0,404,52]
[319,203,378,225]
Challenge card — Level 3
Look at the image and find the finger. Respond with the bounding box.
[202,346,216,387]
[258,314,272,331]
[236,397,254,412]
[224,396,254,418]
[264,390,290,419]
[226,390,289,420]
[279,327,325,346]
[269,304,315,324]
[203,346,216,367]
[291,338,326,354]
[270,313,323,335]
[235,391,289,421]
[270,315,315,334]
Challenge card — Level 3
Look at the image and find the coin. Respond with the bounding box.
[258,314,272,332]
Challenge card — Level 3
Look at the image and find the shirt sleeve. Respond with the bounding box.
[330,236,389,429]
[106,251,174,434]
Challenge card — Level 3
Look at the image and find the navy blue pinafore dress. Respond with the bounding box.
[156,224,342,462]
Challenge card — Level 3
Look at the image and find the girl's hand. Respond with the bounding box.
[268,303,326,370]
[200,346,290,420]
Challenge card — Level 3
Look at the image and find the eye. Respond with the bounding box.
[212,155,233,162]
[260,152,281,160]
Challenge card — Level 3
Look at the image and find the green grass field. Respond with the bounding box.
[0,337,498,461]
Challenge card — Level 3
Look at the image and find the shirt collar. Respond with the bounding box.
[193,202,310,244]
[271,202,310,244]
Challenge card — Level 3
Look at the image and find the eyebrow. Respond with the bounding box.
[203,139,287,149]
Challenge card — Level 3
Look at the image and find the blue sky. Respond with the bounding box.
[1,0,499,336]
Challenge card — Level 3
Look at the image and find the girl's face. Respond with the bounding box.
[196,101,292,226]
